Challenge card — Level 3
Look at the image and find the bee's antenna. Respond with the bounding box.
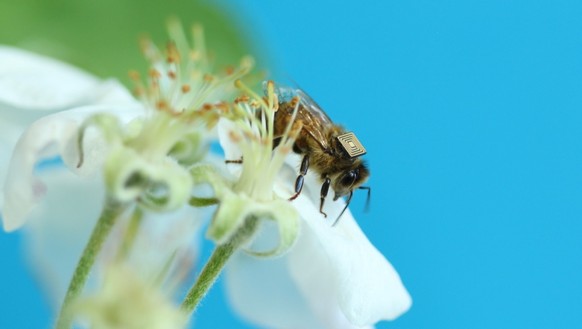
[358,186,371,212]
[332,190,353,227]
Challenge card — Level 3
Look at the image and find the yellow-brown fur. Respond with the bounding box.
[274,101,369,200]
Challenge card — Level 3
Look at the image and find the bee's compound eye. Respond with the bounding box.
[340,170,358,187]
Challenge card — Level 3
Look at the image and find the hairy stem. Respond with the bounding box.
[54,200,126,329]
[181,216,258,315]
[116,207,143,262]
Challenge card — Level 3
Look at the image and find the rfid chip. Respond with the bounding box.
[337,132,366,158]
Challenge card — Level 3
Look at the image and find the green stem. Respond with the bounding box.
[189,196,219,207]
[181,216,258,315]
[116,207,143,262]
[180,240,236,313]
[54,200,126,329]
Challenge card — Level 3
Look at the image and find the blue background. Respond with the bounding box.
[2,0,582,328]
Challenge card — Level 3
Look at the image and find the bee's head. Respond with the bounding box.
[332,160,369,200]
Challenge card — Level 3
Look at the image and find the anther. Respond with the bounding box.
[234,95,250,104]
[128,70,141,81]
[278,145,291,154]
[229,131,241,143]
[166,42,180,63]
[133,87,145,97]
[149,69,161,79]
[203,74,214,82]
[215,102,229,112]
[202,103,213,111]
[156,100,168,110]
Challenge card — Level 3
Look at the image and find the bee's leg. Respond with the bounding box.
[333,190,353,226]
[358,186,371,212]
[292,143,303,154]
[225,156,243,164]
[289,155,309,201]
[272,137,282,149]
[319,177,331,218]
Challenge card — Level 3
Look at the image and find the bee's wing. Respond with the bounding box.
[268,82,334,152]
[295,89,334,152]
[271,84,297,103]
[270,82,334,125]
[296,89,333,124]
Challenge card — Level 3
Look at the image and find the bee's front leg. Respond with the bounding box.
[289,155,309,201]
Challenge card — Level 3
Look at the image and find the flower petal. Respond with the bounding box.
[1,104,143,231]
[22,169,105,307]
[0,47,138,229]
[224,165,405,328]
[288,189,412,326]
[224,250,323,329]
[225,231,376,329]
[0,46,134,111]
[23,168,205,308]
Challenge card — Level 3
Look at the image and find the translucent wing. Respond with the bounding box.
[270,83,296,103]
[269,82,332,120]
[295,89,334,125]
[269,82,334,152]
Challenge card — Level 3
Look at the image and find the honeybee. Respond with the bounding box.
[271,83,371,225]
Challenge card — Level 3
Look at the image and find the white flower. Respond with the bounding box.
[0,45,139,231]
[0,21,250,313]
[0,46,201,310]
[1,25,411,329]
[216,85,412,328]
[191,82,300,256]
[1,20,252,232]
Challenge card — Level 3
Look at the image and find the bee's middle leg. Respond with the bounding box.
[319,177,331,218]
[289,155,309,201]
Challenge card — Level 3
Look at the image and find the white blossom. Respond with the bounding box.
[0,21,249,314]
[1,24,411,329]
[0,45,139,231]
[217,90,412,329]
[0,45,204,312]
